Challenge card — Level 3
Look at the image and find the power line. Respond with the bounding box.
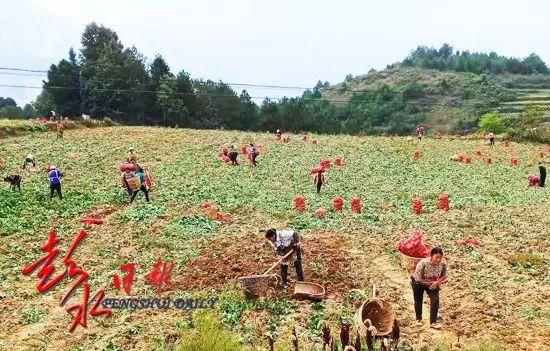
[0,66,446,94]
[0,83,484,108]
[0,67,48,73]
[0,72,47,78]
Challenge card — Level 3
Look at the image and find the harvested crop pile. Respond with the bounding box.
[294,196,306,212]
[332,196,344,212]
[179,234,358,295]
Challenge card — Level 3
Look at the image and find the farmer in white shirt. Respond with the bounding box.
[265,228,304,288]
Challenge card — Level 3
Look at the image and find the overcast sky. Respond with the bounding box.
[1,0,549,106]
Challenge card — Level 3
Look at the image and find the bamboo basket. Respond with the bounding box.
[354,286,395,337]
[237,274,278,299]
[126,177,141,191]
[293,281,325,301]
[401,254,424,275]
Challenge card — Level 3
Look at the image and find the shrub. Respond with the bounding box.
[478,111,504,134]
[176,311,242,351]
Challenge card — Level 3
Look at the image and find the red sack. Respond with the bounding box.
[510,157,518,166]
[312,140,318,145]
[320,159,331,169]
[540,151,545,158]
[293,196,306,212]
[413,150,421,159]
[145,170,153,189]
[528,175,539,186]
[350,198,361,214]
[241,146,248,155]
[222,147,229,156]
[464,156,472,164]
[412,198,423,215]
[222,156,230,163]
[119,163,136,172]
[485,156,492,164]
[201,202,213,210]
[504,140,509,147]
[310,166,325,174]
[437,194,450,212]
[313,208,326,217]
[396,231,430,258]
[332,196,344,212]
[334,157,343,166]
[302,134,308,141]
[476,150,482,156]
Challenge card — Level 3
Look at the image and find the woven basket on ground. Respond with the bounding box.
[293,281,325,301]
[237,274,279,299]
[354,287,395,337]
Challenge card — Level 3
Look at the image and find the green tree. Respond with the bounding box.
[33,90,55,116]
[521,54,549,74]
[156,74,189,126]
[79,23,149,122]
[478,111,504,133]
[44,48,81,116]
[22,104,37,119]
[238,90,259,130]
[150,55,173,88]
[0,97,17,109]
[0,105,24,119]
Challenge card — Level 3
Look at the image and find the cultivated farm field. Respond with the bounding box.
[0,127,548,351]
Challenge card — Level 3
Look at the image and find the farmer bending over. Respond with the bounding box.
[411,247,447,329]
[47,165,63,200]
[265,228,304,288]
[22,154,37,169]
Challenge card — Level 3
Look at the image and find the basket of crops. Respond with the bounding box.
[401,254,425,275]
[396,231,430,274]
[126,176,141,191]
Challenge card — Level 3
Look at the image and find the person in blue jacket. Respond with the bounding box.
[48,165,63,200]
